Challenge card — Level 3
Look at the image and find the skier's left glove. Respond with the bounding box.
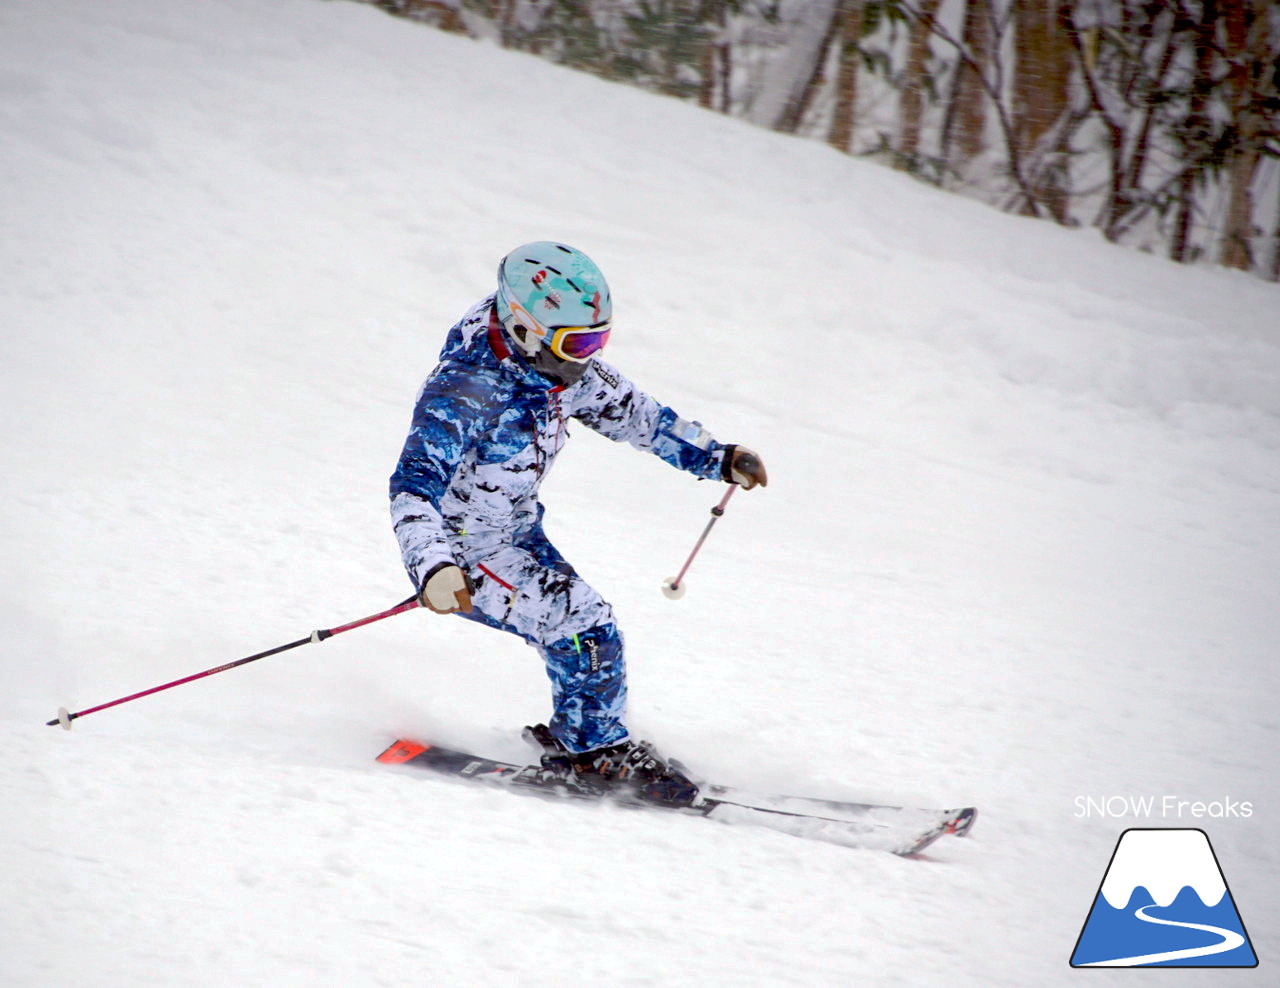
[722,445,768,490]
[419,562,475,614]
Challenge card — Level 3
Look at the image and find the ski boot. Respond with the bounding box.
[523,724,699,807]
[522,723,573,772]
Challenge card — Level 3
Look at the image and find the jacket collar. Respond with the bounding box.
[486,304,512,363]
[486,302,576,393]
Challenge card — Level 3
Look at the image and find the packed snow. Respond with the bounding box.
[2,0,1277,984]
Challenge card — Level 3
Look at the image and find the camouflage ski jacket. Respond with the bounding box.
[390,296,727,590]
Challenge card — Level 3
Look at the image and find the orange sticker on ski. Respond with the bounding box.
[377,740,428,764]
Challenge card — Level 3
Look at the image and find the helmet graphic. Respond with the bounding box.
[495,242,612,364]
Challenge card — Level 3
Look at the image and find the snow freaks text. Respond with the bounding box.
[1073,795,1253,820]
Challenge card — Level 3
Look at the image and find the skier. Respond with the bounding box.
[390,242,766,804]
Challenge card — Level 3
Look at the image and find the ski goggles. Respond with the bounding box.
[546,322,612,362]
[508,297,611,363]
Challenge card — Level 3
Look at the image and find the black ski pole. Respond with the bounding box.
[47,595,420,729]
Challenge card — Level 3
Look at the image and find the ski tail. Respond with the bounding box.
[377,740,428,764]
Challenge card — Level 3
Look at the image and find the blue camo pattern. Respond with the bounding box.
[390,295,727,752]
[451,525,627,751]
[541,623,627,752]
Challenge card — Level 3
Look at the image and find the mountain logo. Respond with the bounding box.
[1070,828,1257,968]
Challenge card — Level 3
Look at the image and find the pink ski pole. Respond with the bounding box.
[662,484,738,599]
[47,595,421,729]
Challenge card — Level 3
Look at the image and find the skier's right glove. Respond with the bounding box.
[722,445,768,490]
[419,562,474,614]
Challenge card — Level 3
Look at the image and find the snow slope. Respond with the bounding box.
[2,0,1277,984]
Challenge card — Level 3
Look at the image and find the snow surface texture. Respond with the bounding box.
[2,0,1278,984]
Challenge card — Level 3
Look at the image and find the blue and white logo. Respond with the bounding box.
[1070,828,1257,968]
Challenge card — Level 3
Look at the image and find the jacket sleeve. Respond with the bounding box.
[570,359,726,481]
[389,364,495,590]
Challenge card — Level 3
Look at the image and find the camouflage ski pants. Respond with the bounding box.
[454,524,628,754]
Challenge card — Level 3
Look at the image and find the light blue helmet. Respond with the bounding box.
[495,242,612,364]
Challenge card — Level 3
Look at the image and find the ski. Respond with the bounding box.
[376,739,977,856]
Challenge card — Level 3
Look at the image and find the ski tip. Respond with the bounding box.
[947,806,978,838]
[894,807,978,856]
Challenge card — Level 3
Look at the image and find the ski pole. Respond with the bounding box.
[47,595,421,730]
[662,484,738,599]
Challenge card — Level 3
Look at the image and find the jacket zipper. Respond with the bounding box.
[538,386,566,475]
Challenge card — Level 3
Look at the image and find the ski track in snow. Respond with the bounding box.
[2,0,1278,985]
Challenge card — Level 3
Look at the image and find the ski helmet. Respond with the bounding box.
[495,242,612,365]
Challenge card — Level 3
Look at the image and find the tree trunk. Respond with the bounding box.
[1106,17,1179,242]
[748,0,841,133]
[699,39,716,110]
[1171,0,1218,264]
[776,6,843,134]
[827,0,865,153]
[718,36,732,113]
[1271,187,1280,281]
[1219,162,1258,273]
[1219,0,1266,272]
[898,0,941,170]
[1011,0,1072,219]
[945,0,991,169]
[698,0,729,112]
